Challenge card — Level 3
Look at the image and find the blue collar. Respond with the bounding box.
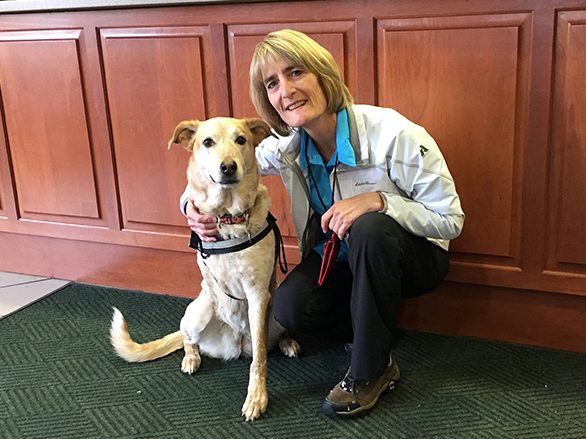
[300,108,357,170]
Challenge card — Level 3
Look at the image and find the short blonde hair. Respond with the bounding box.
[249,29,353,136]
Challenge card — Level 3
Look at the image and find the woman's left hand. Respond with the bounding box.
[321,192,384,239]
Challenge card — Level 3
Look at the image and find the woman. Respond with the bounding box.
[181,29,465,417]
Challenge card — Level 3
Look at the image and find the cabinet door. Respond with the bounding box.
[226,21,365,261]
[99,26,219,234]
[0,30,103,225]
[377,13,538,288]
[546,11,586,274]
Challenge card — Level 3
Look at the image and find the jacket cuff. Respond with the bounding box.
[376,191,389,213]
[180,198,189,216]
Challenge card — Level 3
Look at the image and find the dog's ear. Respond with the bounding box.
[245,118,273,146]
[168,120,200,151]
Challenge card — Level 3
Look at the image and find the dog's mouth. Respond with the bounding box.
[209,174,239,186]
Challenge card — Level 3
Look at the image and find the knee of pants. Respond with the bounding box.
[272,285,317,334]
[347,212,403,259]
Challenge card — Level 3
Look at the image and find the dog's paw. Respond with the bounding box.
[278,336,301,358]
[181,354,201,374]
[241,388,268,422]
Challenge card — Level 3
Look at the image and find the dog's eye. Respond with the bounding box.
[202,138,215,148]
[235,136,247,145]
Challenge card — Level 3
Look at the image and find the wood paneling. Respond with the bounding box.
[100,26,216,233]
[1,229,584,353]
[547,11,586,271]
[0,0,585,352]
[397,281,586,354]
[0,30,101,224]
[377,14,530,266]
[0,231,199,298]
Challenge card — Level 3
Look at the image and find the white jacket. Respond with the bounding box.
[181,104,464,253]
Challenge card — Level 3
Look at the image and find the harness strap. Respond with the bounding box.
[189,213,288,274]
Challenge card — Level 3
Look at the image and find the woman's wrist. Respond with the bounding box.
[375,191,388,213]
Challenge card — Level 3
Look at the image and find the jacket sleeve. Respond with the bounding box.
[255,133,295,177]
[379,126,465,241]
[179,185,190,216]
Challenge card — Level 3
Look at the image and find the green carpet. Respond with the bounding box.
[1,283,584,438]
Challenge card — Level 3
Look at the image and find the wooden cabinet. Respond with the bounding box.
[1,0,585,352]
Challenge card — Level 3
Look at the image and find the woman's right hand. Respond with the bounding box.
[186,200,218,242]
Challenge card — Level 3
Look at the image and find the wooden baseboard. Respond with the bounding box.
[3,231,585,353]
[2,231,200,298]
[397,282,586,353]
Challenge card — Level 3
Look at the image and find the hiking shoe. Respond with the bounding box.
[322,358,400,417]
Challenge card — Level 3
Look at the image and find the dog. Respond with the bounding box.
[110,117,300,421]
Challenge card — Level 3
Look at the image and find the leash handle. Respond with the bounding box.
[318,234,340,286]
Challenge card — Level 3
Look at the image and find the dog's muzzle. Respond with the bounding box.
[210,160,240,185]
[216,160,239,185]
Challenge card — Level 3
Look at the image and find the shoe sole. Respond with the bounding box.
[322,378,399,418]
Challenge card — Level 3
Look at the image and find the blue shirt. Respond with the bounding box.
[299,108,356,261]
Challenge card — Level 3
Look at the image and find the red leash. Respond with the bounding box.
[318,234,341,286]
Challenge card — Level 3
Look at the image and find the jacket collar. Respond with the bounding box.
[346,106,370,165]
[277,105,369,166]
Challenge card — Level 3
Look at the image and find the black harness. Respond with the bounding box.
[188,212,288,274]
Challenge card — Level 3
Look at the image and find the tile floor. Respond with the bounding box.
[0,271,70,318]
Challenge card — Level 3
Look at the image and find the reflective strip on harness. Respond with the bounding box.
[188,213,288,274]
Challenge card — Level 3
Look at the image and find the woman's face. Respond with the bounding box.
[261,57,328,131]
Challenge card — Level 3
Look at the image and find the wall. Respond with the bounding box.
[1,0,585,352]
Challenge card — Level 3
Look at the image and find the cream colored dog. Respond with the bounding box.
[110,117,300,421]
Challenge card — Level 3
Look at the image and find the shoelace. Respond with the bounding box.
[340,359,395,395]
[340,374,370,394]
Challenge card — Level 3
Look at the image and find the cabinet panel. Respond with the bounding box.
[100,26,213,233]
[227,21,357,119]
[0,30,101,223]
[377,14,530,266]
[547,11,586,272]
[227,21,358,240]
[0,0,584,351]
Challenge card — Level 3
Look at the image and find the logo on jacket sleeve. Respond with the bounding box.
[419,145,429,157]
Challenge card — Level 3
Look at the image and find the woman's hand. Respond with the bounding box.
[321,192,384,239]
[186,200,218,242]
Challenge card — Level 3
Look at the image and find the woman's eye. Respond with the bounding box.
[265,81,276,90]
[291,69,303,78]
[202,138,215,148]
[235,136,247,145]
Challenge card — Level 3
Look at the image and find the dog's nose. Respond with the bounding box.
[220,161,237,176]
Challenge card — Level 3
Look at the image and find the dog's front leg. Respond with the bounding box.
[179,292,213,375]
[181,341,201,374]
[241,294,270,421]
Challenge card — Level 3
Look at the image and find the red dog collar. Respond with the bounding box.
[217,211,249,225]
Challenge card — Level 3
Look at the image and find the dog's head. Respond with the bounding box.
[169,117,272,187]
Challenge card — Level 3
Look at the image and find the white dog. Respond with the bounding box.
[110,117,300,421]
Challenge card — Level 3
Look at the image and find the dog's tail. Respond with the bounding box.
[110,307,184,363]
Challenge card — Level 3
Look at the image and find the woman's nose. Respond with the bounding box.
[280,78,295,97]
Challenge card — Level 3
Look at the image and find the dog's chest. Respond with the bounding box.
[199,252,258,301]
[197,234,274,296]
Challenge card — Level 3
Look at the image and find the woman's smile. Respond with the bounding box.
[285,100,307,111]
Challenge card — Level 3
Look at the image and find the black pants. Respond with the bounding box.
[273,212,449,381]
